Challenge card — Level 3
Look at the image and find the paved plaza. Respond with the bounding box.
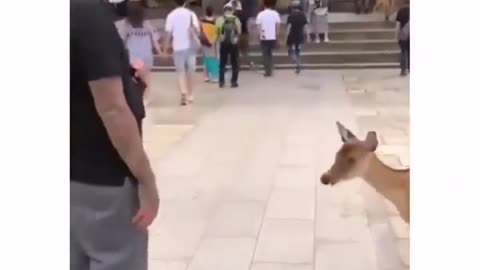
[142,69,410,270]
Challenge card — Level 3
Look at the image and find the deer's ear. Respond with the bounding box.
[365,131,378,151]
[336,121,357,143]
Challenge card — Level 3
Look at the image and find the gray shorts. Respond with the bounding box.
[70,178,148,270]
[173,49,197,74]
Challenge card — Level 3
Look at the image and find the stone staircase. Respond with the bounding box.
[151,19,400,71]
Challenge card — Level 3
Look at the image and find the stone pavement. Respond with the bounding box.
[142,69,410,270]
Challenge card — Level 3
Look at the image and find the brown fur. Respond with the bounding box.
[320,122,410,223]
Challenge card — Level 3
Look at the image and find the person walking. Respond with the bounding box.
[285,0,308,74]
[256,0,281,77]
[117,0,162,103]
[396,1,409,76]
[163,0,201,105]
[232,0,255,69]
[216,2,242,88]
[308,0,329,43]
[70,1,159,270]
[200,5,220,82]
[374,0,395,21]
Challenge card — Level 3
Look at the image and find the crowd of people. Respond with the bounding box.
[94,0,411,107]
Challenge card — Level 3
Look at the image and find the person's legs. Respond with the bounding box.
[294,42,301,73]
[203,56,210,81]
[230,44,240,87]
[399,41,408,76]
[173,50,189,105]
[260,40,269,76]
[266,40,275,76]
[406,40,410,72]
[70,179,148,270]
[185,50,197,103]
[219,43,228,87]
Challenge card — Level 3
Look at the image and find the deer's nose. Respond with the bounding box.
[320,173,331,185]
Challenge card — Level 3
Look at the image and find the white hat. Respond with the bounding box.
[224,3,232,8]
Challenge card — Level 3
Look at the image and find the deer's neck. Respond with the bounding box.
[362,154,410,223]
[362,154,409,195]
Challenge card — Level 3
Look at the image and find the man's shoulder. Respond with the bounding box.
[167,7,188,18]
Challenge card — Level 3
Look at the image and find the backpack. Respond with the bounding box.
[200,19,216,47]
[399,21,410,41]
[221,16,238,44]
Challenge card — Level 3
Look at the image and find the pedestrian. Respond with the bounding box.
[231,0,255,69]
[355,0,373,14]
[374,0,395,21]
[70,1,159,270]
[117,0,162,103]
[200,5,220,82]
[256,0,281,77]
[285,0,308,74]
[308,0,329,43]
[216,2,242,88]
[163,0,201,105]
[396,1,409,76]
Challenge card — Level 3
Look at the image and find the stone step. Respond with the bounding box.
[152,62,399,71]
[248,40,398,52]
[260,29,396,42]
[329,1,356,12]
[148,18,395,31]
[156,40,398,54]
[153,50,399,66]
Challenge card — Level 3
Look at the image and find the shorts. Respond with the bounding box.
[70,178,148,270]
[173,49,197,74]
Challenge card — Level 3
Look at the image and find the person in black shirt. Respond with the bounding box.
[70,1,159,269]
[232,0,255,69]
[396,1,409,76]
[285,1,308,74]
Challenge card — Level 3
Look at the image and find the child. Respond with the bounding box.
[200,6,220,83]
[117,1,161,101]
[286,0,308,74]
[308,0,329,43]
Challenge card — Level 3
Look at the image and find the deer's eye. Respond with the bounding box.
[347,157,355,164]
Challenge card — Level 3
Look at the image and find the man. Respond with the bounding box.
[70,1,159,270]
[231,0,255,69]
[256,0,281,77]
[285,0,308,74]
[217,3,242,88]
[163,0,200,105]
[396,1,409,76]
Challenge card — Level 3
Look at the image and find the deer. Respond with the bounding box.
[320,122,410,224]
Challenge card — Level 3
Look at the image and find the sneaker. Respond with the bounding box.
[295,66,301,74]
[400,71,407,77]
[219,82,225,88]
[231,82,239,88]
[315,39,320,44]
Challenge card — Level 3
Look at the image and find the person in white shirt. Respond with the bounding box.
[163,0,200,106]
[255,0,281,77]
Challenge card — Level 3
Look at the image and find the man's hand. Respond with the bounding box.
[132,181,160,229]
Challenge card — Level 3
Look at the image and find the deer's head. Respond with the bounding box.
[320,122,379,186]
